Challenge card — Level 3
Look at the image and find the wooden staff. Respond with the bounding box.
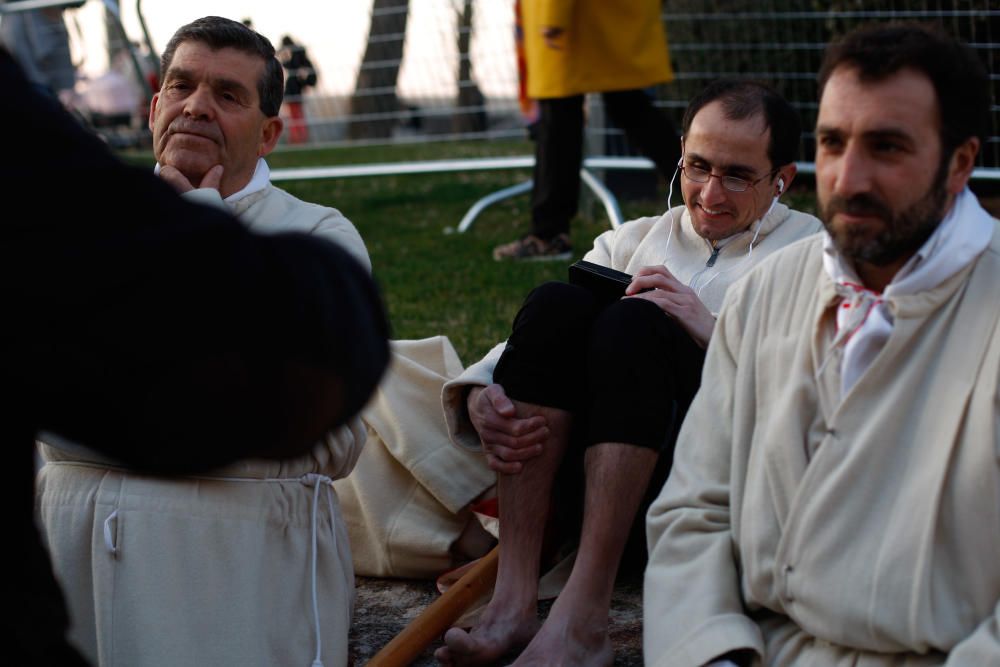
[366,545,500,667]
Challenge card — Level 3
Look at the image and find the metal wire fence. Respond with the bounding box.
[297,0,1000,177]
[658,1,1000,172]
[3,0,997,175]
[288,0,523,148]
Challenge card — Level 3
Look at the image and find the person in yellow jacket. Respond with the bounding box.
[494,0,679,260]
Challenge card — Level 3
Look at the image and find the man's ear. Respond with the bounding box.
[258,116,284,157]
[775,163,798,196]
[148,93,160,132]
[946,136,979,195]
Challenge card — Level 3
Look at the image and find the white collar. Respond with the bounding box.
[152,158,270,203]
[223,158,270,202]
[819,187,994,397]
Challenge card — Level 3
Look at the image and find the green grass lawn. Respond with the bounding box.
[281,160,617,364]
[121,141,819,365]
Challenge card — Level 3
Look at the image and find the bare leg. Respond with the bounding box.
[512,442,657,667]
[436,401,573,667]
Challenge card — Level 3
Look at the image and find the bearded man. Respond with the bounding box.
[643,22,999,667]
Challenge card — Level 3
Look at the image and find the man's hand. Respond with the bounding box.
[158,164,224,194]
[541,25,566,50]
[467,384,548,474]
[626,265,716,348]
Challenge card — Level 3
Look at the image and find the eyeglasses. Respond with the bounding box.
[680,164,776,193]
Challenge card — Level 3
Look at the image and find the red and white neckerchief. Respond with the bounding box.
[821,188,993,397]
[829,280,887,395]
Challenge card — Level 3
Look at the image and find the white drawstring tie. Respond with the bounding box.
[300,473,337,667]
[200,471,337,667]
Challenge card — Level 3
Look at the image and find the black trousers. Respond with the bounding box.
[530,90,680,240]
[493,281,706,563]
[495,281,705,453]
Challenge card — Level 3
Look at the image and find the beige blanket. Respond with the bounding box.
[335,336,495,578]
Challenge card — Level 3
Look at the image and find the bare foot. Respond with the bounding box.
[434,612,540,666]
[510,603,612,667]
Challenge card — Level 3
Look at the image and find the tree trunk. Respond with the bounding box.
[104,3,128,65]
[349,0,410,139]
[452,0,486,135]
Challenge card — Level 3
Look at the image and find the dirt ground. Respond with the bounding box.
[350,574,644,666]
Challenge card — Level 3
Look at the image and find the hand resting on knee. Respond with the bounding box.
[467,384,549,474]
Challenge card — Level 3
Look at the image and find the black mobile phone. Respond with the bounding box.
[568,260,635,305]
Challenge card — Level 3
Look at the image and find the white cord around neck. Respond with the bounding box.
[692,196,777,297]
[663,164,681,257]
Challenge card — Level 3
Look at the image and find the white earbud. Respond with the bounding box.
[777,177,785,194]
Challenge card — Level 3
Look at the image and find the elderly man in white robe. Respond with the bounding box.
[35,17,370,667]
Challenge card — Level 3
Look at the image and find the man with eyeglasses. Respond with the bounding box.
[436,80,820,666]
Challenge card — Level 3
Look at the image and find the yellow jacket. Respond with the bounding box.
[522,0,673,98]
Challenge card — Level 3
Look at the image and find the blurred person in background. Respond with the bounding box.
[279,34,316,144]
[0,1,77,102]
[493,0,680,261]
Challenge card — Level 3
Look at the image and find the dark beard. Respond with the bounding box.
[819,161,950,267]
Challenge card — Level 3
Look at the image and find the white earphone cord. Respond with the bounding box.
[663,161,682,256]
[664,162,783,294]
[693,194,778,297]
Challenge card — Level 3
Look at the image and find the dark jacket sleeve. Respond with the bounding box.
[2,47,389,473]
